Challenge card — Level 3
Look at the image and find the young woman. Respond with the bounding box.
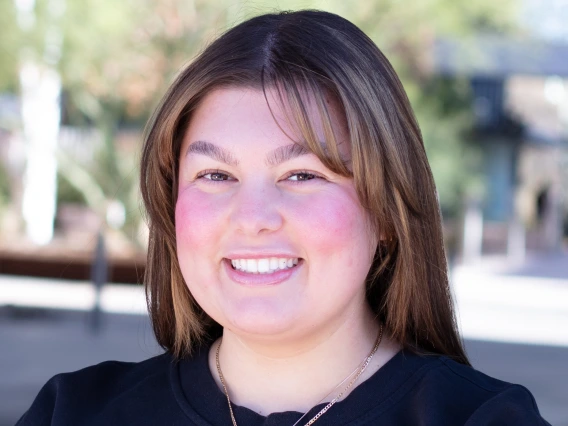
[18,10,550,426]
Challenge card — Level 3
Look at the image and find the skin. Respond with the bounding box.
[176,87,400,415]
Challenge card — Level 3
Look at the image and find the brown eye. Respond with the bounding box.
[196,170,233,182]
[287,172,317,181]
[208,172,229,181]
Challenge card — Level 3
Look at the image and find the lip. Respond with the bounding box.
[223,258,302,286]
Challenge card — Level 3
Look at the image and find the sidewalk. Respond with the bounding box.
[0,275,146,314]
[0,309,160,426]
[1,253,567,425]
[452,252,568,347]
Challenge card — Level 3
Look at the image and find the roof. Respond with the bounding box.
[434,36,568,77]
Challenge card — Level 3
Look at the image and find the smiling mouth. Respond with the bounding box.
[228,257,301,274]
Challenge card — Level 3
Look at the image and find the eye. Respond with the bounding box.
[284,171,322,182]
[196,170,234,182]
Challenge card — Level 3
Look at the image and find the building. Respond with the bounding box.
[435,37,568,256]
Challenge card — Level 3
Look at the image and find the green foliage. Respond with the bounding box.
[57,0,234,122]
[1,0,522,238]
[0,1,20,93]
[0,161,10,207]
[56,171,86,205]
[413,77,486,216]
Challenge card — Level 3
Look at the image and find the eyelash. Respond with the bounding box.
[195,169,233,182]
[282,170,322,183]
[195,169,323,184]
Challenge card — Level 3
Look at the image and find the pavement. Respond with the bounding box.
[1,251,567,425]
[452,254,568,347]
[0,309,161,426]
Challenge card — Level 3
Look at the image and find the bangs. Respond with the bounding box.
[262,68,352,177]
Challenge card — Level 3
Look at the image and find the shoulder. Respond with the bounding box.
[41,352,173,402]
[356,350,549,425]
[16,353,189,426]
[399,354,550,425]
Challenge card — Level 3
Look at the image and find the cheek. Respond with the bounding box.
[289,192,372,260]
[175,188,226,249]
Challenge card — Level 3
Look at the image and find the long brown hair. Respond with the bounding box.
[140,10,469,365]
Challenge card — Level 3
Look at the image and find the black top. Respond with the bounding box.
[17,345,551,425]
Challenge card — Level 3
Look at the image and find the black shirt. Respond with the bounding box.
[17,345,551,425]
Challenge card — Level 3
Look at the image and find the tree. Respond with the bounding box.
[1,0,521,245]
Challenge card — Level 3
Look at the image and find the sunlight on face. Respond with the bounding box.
[175,87,378,342]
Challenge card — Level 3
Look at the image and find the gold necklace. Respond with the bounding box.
[215,324,383,426]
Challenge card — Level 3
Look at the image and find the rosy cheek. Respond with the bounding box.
[289,193,362,255]
[175,188,225,247]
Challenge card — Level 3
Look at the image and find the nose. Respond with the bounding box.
[229,180,284,236]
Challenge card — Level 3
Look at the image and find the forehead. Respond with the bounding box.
[182,86,351,163]
[186,87,287,140]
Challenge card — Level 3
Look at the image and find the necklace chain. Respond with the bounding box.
[215,324,383,426]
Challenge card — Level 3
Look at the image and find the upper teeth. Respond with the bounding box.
[231,258,299,274]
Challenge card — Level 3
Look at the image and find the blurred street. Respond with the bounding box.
[0,309,161,426]
[1,251,567,425]
[453,252,568,348]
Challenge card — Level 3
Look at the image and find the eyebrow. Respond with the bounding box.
[265,143,311,166]
[185,140,313,167]
[185,140,239,166]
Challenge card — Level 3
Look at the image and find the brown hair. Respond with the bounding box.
[140,10,469,365]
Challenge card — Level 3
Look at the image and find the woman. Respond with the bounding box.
[18,10,550,425]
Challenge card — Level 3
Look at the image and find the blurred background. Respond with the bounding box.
[1,0,567,424]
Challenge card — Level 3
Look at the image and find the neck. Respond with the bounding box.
[209,307,400,416]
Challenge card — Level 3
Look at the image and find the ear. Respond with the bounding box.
[378,230,392,243]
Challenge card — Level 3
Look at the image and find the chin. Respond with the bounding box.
[217,299,305,338]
